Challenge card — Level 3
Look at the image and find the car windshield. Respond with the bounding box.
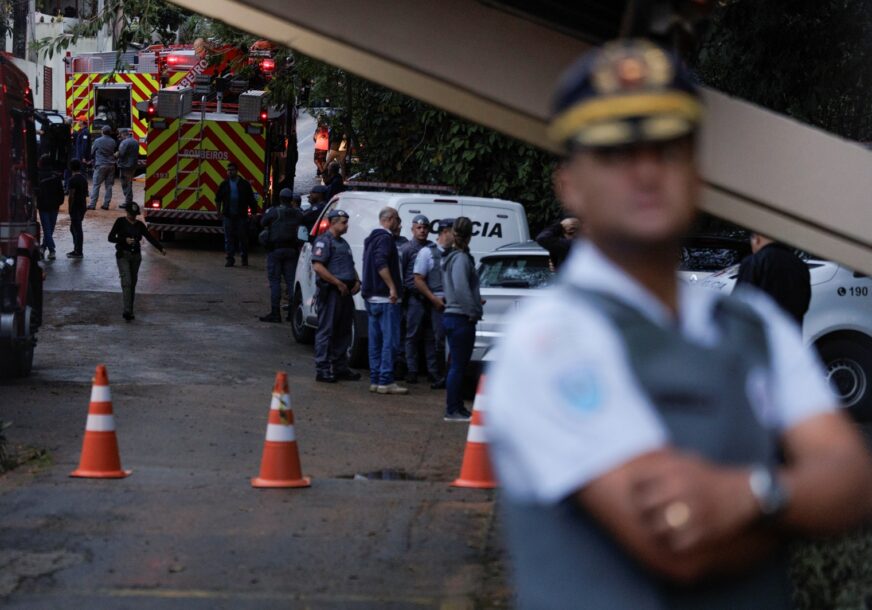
[680,245,747,272]
[478,255,554,289]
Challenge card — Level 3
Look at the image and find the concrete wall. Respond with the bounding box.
[5,9,112,112]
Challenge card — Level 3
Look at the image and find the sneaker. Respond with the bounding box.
[47,250,56,260]
[334,370,362,381]
[122,312,134,322]
[443,411,472,422]
[101,205,110,210]
[119,203,128,209]
[225,259,235,267]
[315,372,337,383]
[259,312,282,323]
[376,383,409,395]
[405,373,418,384]
[241,256,249,267]
[369,384,378,393]
[86,205,95,210]
[430,377,446,390]
[66,251,83,259]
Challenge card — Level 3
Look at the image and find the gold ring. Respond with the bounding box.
[664,501,691,529]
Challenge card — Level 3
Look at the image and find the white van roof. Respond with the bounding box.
[334,191,526,213]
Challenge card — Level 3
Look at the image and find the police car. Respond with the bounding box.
[291,191,531,366]
[701,260,872,420]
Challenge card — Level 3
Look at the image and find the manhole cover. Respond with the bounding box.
[340,469,423,481]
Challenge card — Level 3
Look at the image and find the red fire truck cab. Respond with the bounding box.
[0,54,43,377]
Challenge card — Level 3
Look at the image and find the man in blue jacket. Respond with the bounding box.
[362,207,408,395]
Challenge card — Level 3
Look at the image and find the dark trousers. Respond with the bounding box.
[119,167,136,205]
[116,250,142,315]
[69,212,84,254]
[314,285,354,375]
[431,307,445,376]
[38,209,58,253]
[267,247,299,311]
[443,313,476,415]
[222,216,248,260]
[404,296,438,376]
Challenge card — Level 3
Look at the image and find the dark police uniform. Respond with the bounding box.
[312,218,358,377]
[486,39,836,609]
[399,215,435,379]
[736,242,811,327]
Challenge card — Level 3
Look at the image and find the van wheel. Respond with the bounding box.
[291,287,314,344]
[819,337,872,422]
[347,313,368,369]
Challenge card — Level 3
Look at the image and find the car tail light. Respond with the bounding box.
[313,218,329,237]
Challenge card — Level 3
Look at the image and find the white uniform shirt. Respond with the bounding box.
[413,245,446,297]
[486,243,835,505]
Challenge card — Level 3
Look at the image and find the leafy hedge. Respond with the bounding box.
[791,528,872,610]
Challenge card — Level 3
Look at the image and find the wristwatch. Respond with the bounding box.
[748,464,790,518]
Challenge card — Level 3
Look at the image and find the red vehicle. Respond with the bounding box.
[0,54,43,377]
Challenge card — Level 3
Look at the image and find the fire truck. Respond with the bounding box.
[143,86,288,238]
[63,40,248,155]
[0,55,43,378]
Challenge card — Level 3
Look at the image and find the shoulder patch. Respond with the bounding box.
[556,366,602,414]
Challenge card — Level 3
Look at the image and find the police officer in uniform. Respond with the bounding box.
[413,217,455,388]
[399,214,435,383]
[312,209,362,383]
[487,39,872,609]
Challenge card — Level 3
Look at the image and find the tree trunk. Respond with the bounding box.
[12,0,27,59]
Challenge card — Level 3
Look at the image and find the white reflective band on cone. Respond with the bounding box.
[270,393,291,411]
[265,423,296,442]
[472,395,486,413]
[86,414,116,432]
[466,425,487,444]
[90,385,112,403]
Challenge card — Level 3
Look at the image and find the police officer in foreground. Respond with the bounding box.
[487,39,872,609]
[311,209,362,383]
[399,214,435,384]
[413,217,455,388]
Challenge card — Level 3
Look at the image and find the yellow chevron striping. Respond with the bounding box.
[208,124,262,180]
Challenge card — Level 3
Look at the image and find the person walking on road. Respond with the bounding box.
[66,159,88,258]
[36,154,64,261]
[486,39,872,609]
[399,214,435,384]
[259,188,304,323]
[215,162,256,267]
[107,202,166,321]
[115,129,139,209]
[313,118,330,176]
[441,217,481,421]
[362,207,408,395]
[311,209,362,383]
[413,218,455,389]
[735,233,811,327]
[89,125,116,210]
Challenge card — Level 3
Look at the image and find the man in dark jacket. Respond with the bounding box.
[536,215,580,270]
[735,234,811,326]
[362,207,408,395]
[37,154,65,260]
[259,188,304,322]
[216,161,257,267]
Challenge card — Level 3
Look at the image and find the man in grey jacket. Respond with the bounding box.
[116,129,139,209]
[441,216,482,421]
[89,125,116,210]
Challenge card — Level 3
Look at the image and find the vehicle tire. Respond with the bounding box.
[291,286,314,344]
[818,337,872,422]
[346,313,368,369]
[13,335,34,378]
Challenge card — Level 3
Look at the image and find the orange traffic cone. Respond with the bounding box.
[70,364,131,479]
[452,375,497,489]
[251,372,311,489]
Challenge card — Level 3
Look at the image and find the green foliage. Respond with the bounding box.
[791,528,872,609]
[695,0,872,141]
[298,56,560,231]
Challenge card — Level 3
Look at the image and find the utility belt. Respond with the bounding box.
[316,278,356,296]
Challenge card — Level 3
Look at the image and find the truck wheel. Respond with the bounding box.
[346,312,368,369]
[819,337,872,422]
[13,337,34,378]
[291,287,314,344]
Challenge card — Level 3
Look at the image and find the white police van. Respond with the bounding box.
[700,260,872,420]
[291,191,531,366]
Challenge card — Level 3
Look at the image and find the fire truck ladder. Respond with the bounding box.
[173,100,207,201]
[68,77,92,122]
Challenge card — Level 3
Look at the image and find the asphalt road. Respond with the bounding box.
[0,175,507,608]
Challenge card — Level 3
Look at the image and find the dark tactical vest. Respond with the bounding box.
[426,244,445,293]
[402,239,431,291]
[503,288,790,610]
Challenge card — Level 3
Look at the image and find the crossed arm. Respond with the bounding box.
[579,411,872,584]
